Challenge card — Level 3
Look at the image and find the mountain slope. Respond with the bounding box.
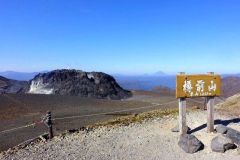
[0,71,41,81]
[151,86,175,96]
[0,76,28,94]
[221,76,240,98]
[216,93,240,116]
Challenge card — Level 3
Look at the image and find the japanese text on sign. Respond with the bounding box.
[176,74,221,98]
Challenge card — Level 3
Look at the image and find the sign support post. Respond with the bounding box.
[207,97,214,132]
[176,72,220,134]
[179,98,187,134]
[178,72,187,135]
[207,72,215,133]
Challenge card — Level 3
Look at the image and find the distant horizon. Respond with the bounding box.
[0,69,240,76]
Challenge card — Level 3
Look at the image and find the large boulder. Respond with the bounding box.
[226,128,240,145]
[27,69,132,100]
[178,134,204,153]
[215,124,228,134]
[211,135,236,153]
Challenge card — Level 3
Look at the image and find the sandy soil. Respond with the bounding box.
[0,94,151,151]
[1,110,240,160]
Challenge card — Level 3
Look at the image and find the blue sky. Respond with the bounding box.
[0,0,240,75]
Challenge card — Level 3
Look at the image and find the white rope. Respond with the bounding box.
[188,99,204,104]
[53,100,177,121]
[0,100,177,134]
[0,123,35,135]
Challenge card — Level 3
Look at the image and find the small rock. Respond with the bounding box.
[211,135,236,153]
[171,124,191,133]
[178,134,204,153]
[68,129,79,133]
[215,125,228,134]
[39,135,47,142]
[226,128,240,145]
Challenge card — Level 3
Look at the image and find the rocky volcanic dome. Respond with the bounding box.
[28,69,132,99]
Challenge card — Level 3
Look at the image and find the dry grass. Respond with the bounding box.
[86,106,198,129]
[216,94,240,116]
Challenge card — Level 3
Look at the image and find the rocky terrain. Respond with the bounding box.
[1,110,240,160]
[28,69,131,99]
[0,76,28,94]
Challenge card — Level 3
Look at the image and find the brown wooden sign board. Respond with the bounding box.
[176,74,221,98]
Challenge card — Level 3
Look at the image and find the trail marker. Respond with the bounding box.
[176,72,221,134]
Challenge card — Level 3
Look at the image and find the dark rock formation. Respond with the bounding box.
[226,128,240,145]
[0,76,28,94]
[28,69,132,100]
[178,134,204,153]
[211,135,236,153]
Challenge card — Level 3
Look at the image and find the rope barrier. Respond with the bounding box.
[0,114,51,135]
[53,100,177,121]
[0,123,36,135]
[0,100,177,135]
[188,99,204,104]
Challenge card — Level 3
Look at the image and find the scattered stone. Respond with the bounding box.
[215,124,228,134]
[171,124,191,133]
[211,135,236,153]
[178,134,204,153]
[226,128,240,145]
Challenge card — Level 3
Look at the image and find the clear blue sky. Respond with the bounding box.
[0,0,240,75]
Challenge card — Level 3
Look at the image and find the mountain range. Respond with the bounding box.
[0,71,46,81]
[1,71,240,98]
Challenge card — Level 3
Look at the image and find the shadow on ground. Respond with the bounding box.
[189,118,240,134]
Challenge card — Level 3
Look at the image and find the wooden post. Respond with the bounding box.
[178,72,187,135]
[179,98,187,134]
[207,72,215,133]
[207,97,214,132]
[203,97,207,110]
[46,111,53,139]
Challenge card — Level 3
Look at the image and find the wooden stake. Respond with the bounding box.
[207,97,214,132]
[179,98,187,134]
[47,111,53,139]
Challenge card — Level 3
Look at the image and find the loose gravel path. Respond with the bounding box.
[1,110,240,160]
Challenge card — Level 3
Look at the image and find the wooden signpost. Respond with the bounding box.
[176,72,221,134]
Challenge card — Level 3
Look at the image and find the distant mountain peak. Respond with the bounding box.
[153,71,166,76]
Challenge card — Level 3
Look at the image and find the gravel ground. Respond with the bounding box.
[1,110,240,160]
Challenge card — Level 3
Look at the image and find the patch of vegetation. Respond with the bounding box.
[216,95,240,116]
[87,107,197,128]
